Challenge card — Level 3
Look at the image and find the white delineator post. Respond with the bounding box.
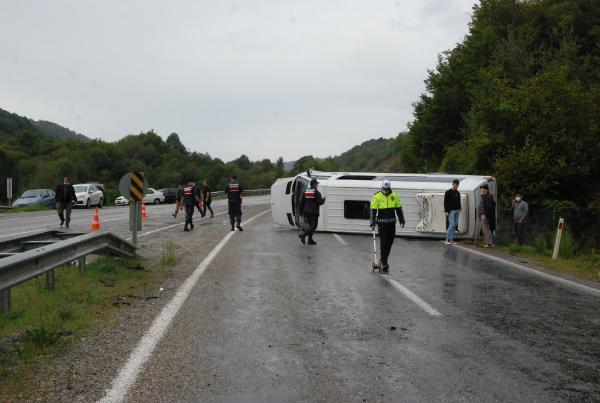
[552,217,565,260]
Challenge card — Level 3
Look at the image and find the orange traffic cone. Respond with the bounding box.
[91,208,100,230]
[141,202,147,222]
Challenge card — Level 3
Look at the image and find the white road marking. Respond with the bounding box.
[133,211,227,239]
[381,275,442,317]
[99,209,271,403]
[454,244,600,298]
[333,233,347,246]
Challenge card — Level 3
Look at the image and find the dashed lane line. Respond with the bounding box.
[333,233,347,246]
[99,208,271,403]
[381,274,443,317]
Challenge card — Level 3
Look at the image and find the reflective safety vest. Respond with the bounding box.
[370,191,404,225]
[370,191,402,210]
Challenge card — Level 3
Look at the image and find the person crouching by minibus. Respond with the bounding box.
[370,180,405,272]
[298,178,325,245]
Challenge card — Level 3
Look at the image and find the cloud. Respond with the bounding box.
[0,0,475,161]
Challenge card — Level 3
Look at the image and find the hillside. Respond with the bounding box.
[35,120,88,142]
[0,108,88,141]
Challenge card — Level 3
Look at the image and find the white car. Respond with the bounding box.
[115,188,165,206]
[114,195,130,206]
[143,188,165,205]
[73,184,104,208]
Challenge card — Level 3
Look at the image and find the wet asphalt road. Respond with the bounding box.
[0,197,270,241]
[118,207,600,402]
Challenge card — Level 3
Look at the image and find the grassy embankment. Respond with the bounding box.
[494,231,600,283]
[0,242,181,397]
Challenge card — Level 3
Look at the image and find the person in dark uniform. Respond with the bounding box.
[370,179,405,272]
[201,180,214,217]
[172,184,183,218]
[182,180,199,231]
[224,175,243,231]
[194,182,204,217]
[55,175,77,228]
[298,178,325,245]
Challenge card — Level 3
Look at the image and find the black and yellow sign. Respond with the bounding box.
[130,171,145,201]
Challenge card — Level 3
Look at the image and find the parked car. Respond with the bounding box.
[143,188,165,205]
[114,195,130,206]
[89,182,107,200]
[12,189,56,208]
[157,188,177,204]
[73,183,104,208]
[115,188,165,206]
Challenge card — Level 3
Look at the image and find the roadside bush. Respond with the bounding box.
[558,230,578,259]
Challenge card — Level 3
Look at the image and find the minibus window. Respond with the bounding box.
[344,200,370,219]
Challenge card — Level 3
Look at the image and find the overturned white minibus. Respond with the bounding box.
[271,171,497,239]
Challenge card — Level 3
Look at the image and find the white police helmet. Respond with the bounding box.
[382,179,391,190]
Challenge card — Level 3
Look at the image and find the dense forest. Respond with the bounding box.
[0,108,286,201]
[394,0,600,245]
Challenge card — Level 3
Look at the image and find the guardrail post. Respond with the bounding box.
[78,256,86,274]
[46,269,55,290]
[1,289,10,313]
[552,217,565,260]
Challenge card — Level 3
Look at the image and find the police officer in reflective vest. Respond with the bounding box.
[299,178,325,245]
[225,175,244,231]
[183,180,199,231]
[370,180,405,272]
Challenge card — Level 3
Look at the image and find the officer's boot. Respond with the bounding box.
[381,260,389,272]
[307,235,316,245]
[299,232,306,244]
[237,219,243,231]
[184,223,190,232]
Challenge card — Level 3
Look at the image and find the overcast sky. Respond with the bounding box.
[0,0,475,162]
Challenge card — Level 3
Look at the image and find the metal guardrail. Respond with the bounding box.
[210,188,271,200]
[0,230,136,313]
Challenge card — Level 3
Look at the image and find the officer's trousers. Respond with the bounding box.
[184,203,194,228]
[301,213,319,239]
[228,202,242,226]
[378,223,396,265]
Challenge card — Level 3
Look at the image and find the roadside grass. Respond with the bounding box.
[0,256,164,397]
[4,205,52,213]
[498,242,600,283]
[160,241,182,268]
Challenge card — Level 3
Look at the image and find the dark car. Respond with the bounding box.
[158,188,177,203]
[12,189,56,208]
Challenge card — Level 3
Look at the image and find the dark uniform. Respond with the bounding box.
[202,184,214,217]
[182,182,197,231]
[172,185,183,217]
[225,178,243,231]
[299,179,325,245]
[194,185,204,216]
[370,184,405,272]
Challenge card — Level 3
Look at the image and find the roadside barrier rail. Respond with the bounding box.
[210,188,271,200]
[0,230,136,313]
